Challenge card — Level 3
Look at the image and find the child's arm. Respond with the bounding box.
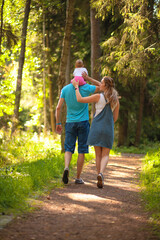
[82,72,101,87]
[72,80,100,103]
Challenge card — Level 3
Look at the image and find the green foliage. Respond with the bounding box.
[113,141,160,154]
[0,134,94,213]
[91,0,160,144]
[0,0,160,148]
[140,148,160,223]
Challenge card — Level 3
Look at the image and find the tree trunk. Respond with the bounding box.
[118,109,128,146]
[11,0,31,136]
[90,6,101,121]
[0,0,4,54]
[58,0,75,94]
[134,79,146,146]
[46,21,55,135]
[42,9,47,136]
[58,0,75,152]
[65,45,71,84]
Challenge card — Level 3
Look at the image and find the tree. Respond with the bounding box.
[11,0,31,136]
[42,7,47,136]
[0,0,4,54]
[46,19,55,134]
[58,0,75,152]
[90,4,101,121]
[93,0,160,145]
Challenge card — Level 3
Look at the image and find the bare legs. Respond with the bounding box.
[64,151,84,182]
[94,146,110,188]
[94,146,110,174]
[64,151,72,168]
[77,153,84,179]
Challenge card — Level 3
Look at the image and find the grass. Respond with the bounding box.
[140,148,160,223]
[112,141,160,154]
[0,130,160,235]
[0,132,94,214]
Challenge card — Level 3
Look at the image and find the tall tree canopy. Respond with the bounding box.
[0,0,159,146]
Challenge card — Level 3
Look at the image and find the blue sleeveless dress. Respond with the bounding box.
[87,96,114,149]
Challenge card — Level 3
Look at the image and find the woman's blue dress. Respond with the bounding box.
[87,102,114,149]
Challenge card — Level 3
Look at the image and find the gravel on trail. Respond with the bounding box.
[0,155,159,240]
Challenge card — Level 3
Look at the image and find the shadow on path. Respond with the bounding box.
[0,155,159,240]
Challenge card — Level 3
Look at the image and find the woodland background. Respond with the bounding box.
[0,0,160,148]
[0,0,160,228]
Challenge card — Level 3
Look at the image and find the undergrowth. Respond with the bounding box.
[140,148,160,234]
[0,133,94,214]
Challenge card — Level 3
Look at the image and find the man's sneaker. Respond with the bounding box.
[75,178,84,184]
[62,168,69,184]
[97,173,104,188]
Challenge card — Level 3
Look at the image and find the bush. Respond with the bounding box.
[140,148,160,222]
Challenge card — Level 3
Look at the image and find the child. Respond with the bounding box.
[71,59,88,86]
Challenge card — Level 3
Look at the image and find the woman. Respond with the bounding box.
[72,75,120,188]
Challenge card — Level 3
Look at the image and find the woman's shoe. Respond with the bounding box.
[97,173,104,188]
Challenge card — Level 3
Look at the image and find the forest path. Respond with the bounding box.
[0,155,159,240]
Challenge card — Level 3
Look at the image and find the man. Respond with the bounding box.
[55,75,99,184]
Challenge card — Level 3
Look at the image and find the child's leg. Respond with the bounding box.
[94,146,102,174]
[71,76,86,86]
[100,147,110,174]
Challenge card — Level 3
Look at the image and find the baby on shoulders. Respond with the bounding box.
[71,59,88,86]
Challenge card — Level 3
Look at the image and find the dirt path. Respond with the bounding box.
[0,155,159,240]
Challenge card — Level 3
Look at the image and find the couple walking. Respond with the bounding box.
[55,60,119,188]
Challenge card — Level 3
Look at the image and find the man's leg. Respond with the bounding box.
[63,123,76,184]
[65,151,72,168]
[62,151,72,184]
[76,153,85,179]
[76,120,90,184]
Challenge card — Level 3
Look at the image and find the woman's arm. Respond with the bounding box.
[82,72,101,87]
[72,80,100,103]
[113,100,120,123]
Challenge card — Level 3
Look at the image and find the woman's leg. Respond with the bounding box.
[100,147,110,174]
[94,146,102,174]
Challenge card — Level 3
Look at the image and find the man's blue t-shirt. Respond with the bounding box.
[60,83,96,122]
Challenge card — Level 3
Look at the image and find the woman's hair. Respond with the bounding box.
[103,76,119,109]
[75,59,83,68]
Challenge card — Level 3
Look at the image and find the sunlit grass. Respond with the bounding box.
[0,132,94,213]
[112,142,160,154]
[1,130,160,232]
[140,148,160,230]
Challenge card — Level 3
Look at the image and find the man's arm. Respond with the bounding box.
[82,72,100,93]
[55,97,64,134]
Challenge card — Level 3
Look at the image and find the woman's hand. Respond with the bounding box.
[72,79,79,88]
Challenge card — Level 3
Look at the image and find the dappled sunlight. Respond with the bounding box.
[64,193,106,202]
[42,201,93,213]
[109,163,137,170]
[109,170,133,178]
[83,180,96,187]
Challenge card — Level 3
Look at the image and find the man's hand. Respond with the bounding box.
[56,125,62,135]
[82,72,88,79]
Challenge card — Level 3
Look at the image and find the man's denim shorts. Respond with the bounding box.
[64,120,90,154]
